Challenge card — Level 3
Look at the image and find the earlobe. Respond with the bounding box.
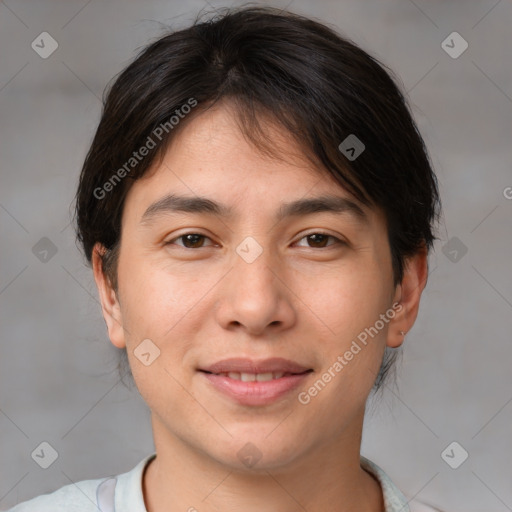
[91,243,126,349]
[387,246,428,348]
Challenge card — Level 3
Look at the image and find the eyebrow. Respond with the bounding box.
[140,193,369,226]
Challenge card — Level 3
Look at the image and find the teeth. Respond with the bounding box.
[256,372,273,382]
[218,371,286,381]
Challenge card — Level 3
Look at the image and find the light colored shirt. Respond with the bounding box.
[6,453,417,512]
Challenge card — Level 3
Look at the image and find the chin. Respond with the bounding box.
[206,431,304,472]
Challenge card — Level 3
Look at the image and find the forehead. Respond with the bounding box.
[121,103,382,229]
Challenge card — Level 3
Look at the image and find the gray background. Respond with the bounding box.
[1,0,511,510]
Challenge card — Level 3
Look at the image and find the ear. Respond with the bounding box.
[387,244,428,348]
[91,242,126,349]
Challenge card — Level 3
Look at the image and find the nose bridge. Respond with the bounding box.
[232,234,279,296]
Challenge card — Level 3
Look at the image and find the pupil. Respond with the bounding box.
[185,234,203,248]
[309,234,327,247]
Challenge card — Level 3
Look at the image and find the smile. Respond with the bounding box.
[204,371,294,381]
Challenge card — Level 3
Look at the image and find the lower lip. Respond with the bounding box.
[200,371,311,406]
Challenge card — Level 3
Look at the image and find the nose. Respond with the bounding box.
[214,243,297,337]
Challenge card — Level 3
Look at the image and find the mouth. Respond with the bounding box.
[199,370,310,381]
[198,356,312,375]
[197,357,313,406]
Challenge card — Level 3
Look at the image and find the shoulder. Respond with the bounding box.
[4,453,156,512]
[4,476,104,512]
[360,455,411,511]
[360,455,444,512]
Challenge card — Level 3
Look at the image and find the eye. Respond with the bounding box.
[295,232,345,249]
[165,232,345,250]
[165,233,215,249]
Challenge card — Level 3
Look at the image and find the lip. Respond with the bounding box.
[199,357,311,375]
[198,357,313,406]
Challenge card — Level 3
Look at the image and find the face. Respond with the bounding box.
[93,102,423,471]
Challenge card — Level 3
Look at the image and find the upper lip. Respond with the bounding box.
[199,357,312,375]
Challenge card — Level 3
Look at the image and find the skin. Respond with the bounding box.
[92,101,427,512]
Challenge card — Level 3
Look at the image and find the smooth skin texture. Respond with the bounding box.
[92,101,427,512]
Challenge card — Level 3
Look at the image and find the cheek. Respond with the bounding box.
[296,260,392,400]
[303,265,391,343]
[116,254,213,383]
[117,254,188,337]
[117,258,193,408]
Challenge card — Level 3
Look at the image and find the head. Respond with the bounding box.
[75,6,440,468]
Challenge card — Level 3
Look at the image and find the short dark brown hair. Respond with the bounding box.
[74,5,442,393]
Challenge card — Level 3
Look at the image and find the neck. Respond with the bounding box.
[143,413,384,512]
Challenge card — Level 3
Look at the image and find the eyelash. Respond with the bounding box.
[165,232,345,250]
